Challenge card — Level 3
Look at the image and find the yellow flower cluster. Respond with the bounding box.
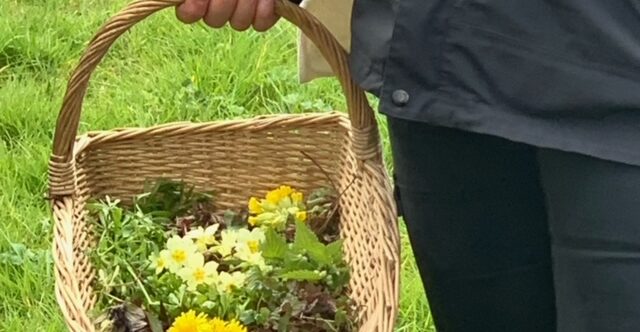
[168,310,247,332]
[149,224,265,292]
[213,227,269,272]
[149,233,219,291]
[248,185,307,230]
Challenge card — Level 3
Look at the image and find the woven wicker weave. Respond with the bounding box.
[49,0,400,331]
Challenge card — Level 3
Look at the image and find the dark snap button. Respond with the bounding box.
[392,89,410,106]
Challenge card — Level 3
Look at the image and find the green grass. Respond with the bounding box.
[0,0,435,330]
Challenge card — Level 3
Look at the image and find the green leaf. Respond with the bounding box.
[261,227,288,260]
[326,239,344,263]
[145,311,164,332]
[277,303,292,332]
[334,308,350,329]
[292,220,318,250]
[282,252,315,272]
[280,270,324,281]
[238,309,256,325]
[112,207,123,231]
[0,243,41,266]
[201,301,216,311]
[293,221,332,266]
[257,307,271,325]
[168,293,180,306]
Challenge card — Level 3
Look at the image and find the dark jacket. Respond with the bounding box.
[350,0,640,166]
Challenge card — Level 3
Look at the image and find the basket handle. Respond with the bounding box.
[49,0,381,197]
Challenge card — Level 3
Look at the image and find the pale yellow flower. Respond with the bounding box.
[168,310,212,332]
[217,271,247,293]
[166,235,199,273]
[213,228,266,263]
[236,228,265,248]
[234,243,268,271]
[185,224,220,252]
[213,229,239,257]
[178,253,219,291]
[234,228,266,266]
[149,250,171,274]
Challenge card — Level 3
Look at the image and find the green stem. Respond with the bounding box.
[125,263,157,306]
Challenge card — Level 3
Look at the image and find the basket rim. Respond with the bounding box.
[72,112,351,154]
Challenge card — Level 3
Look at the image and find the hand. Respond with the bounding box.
[176,0,280,32]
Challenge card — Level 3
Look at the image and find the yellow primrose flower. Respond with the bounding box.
[185,224,220,252]
[266,185,294,205]
[168,310,212,332]
[213,229,239,257]
[295,211,307,222]
[236,228,265,249]
[249,185,306,229]
[166,235,199,273]
[265,191,280,205]
[217,271,247,293]
[248,197,263,214]
[237,228,264,253]
[249,211,287,229]
[291,191,304,205]
[178,253,219,291]
[234,243,268,271]
[224,319,248,332]
[149,250,171,274]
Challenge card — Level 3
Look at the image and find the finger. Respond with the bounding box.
[229,0,258,31]
[204,0,237,28]
[176,0,209,24]
[253,0,279,32]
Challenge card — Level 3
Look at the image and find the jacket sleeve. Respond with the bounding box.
[297,0,353,83]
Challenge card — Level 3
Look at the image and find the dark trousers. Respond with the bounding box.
[388,117,640,332]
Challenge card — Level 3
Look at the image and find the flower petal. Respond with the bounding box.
[248,197,263,214]
[203,261,219,275]
[186,252,205,268]
[204,224,219,236]
[166,235,182,250]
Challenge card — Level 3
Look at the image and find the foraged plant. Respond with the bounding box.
[88,181,356,331]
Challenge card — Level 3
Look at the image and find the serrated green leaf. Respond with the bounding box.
[280,270,323,281]
[293,221,332,266]
[283,252,315,272]
[261,227,288,260]
[292,220,319,250]
[308,244,332,266]
[326,239,344,263]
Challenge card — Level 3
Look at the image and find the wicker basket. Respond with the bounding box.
[49,0,400,331]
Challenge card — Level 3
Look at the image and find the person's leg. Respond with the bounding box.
[388,117,556,332]
[538,149,640,332]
